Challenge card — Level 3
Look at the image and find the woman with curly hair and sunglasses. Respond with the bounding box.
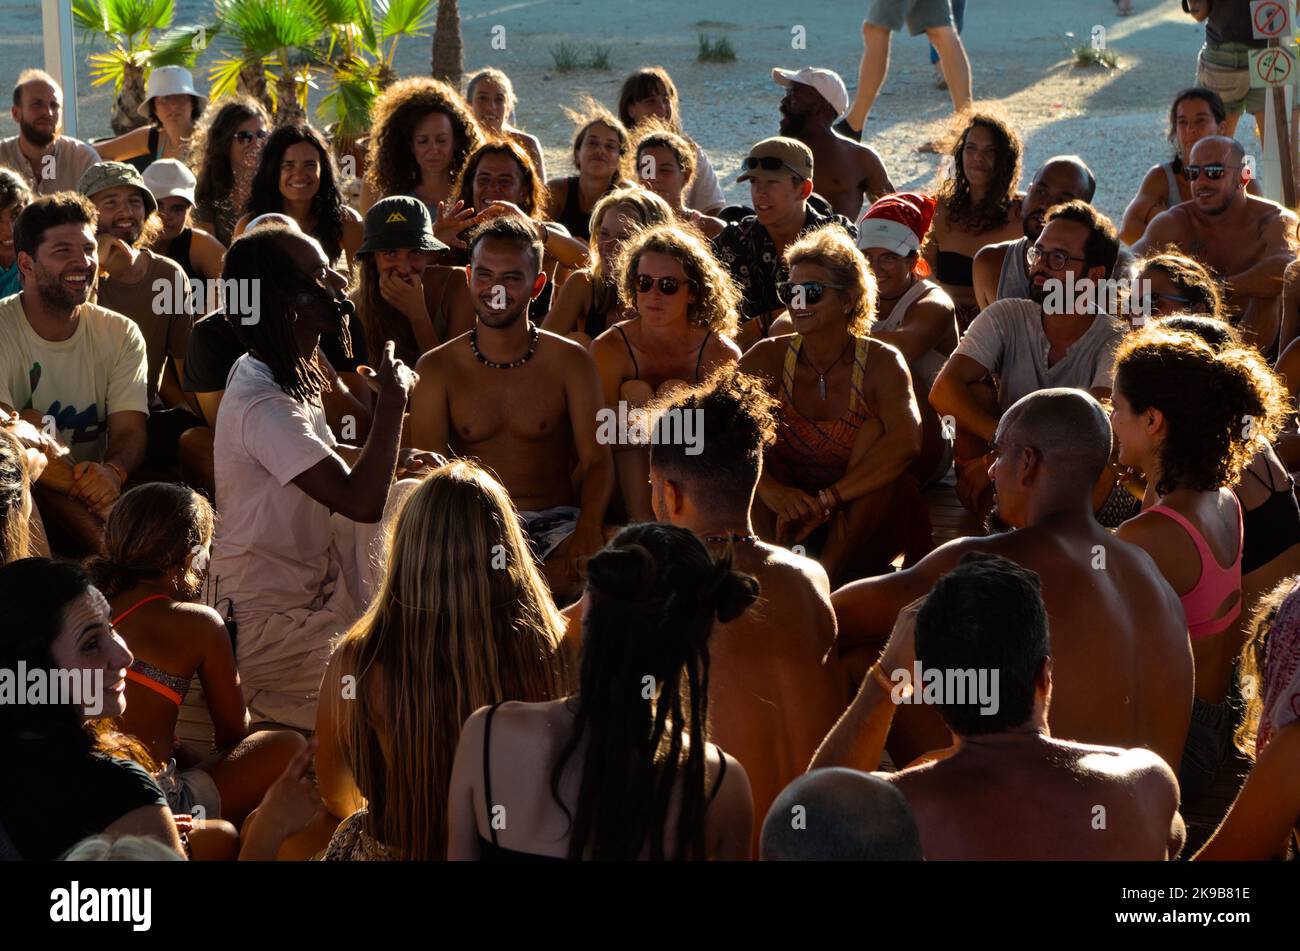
[361,77,483,226]
[189,96,270,247]
[923,108,1024,330]
[739,225,926,585]
[591,224,742,521]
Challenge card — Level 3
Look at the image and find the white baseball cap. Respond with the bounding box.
[772,67,850,120]
[142,159,197,206]
[139,66,206,118]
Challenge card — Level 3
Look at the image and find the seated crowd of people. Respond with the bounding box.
[0,57,1297,862]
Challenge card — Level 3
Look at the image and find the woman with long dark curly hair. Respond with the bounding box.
[190,96,270,247]
[446,522,756,860]
[922,107,1024,329]
[232,123,363,271]
[1112,326,1291,850]
[361,77,483,221]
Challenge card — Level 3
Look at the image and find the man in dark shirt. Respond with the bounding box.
[712,137,857,350]
[1186,0,1267,141]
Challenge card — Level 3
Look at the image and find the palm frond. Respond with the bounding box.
[319,62,378,140]
[379,0,433,40]
[206,53,249,101]
[150,23,217,68]
[86,48,149,90]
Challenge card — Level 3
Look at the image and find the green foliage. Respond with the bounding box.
[697,34,736,64]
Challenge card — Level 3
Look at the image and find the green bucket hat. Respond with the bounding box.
[76,161,158,215]
[357,195,448,256]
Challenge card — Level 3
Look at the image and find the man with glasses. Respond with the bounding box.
[713,137,856,350]
[931,201,1123,514]
[1133,135,1295,357]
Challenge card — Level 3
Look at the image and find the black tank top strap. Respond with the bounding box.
[614,323,639,379]
[584,282,607,340]
[170,227,199,280]
[559,176,590,241]
[148,126,160,159]
[482,701,506,847]
[707,745,727,808]
[694,330,712,382]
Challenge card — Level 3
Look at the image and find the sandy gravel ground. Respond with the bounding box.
[0,0,1233,220]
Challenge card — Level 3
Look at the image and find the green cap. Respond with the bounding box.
[357,195,448,256]
[76,161,158,215]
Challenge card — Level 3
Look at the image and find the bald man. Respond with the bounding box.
[1134,136,1297,356]
[877,554,1185,861]
[647,369,847,856]
[826,388,1194,772]
[972,155,1098,309]
[760,768,922,861]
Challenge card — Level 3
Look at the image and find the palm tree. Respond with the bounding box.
[72,0,177,134]
[200,0,327,126]
[430,0,461,86]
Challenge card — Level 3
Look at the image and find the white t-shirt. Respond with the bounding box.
[0,293,148,462]
[210,355,339,626]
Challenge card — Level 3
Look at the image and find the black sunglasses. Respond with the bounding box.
[776,281,845,306]
[1183,163,1241,182]
[636,274,694,295]
[233,130,270,144]
[743,156,803,177]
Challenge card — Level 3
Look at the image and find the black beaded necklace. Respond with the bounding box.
[470,323,540,369]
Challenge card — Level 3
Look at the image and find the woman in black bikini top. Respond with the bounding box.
[447,524,759,860]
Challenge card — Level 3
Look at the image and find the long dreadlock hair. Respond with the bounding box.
[550,523,759,860]
[222,225,349,404]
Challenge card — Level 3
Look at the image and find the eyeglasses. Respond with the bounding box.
[233,130,270,144]
[636,274,694,295]
[1025,244,1086,271]
[743,156,803,177]
[776,281,846,306]
[1150,291,1192,308]
[1183,163,1242,182]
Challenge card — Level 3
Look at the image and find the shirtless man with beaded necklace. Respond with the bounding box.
[409,215,614,604]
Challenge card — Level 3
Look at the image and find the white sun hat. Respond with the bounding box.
[139,66,206,118]
[142,159,197,206]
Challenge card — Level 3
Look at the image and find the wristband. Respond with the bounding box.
[104,460,128,486]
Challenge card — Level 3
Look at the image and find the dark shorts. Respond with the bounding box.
[866,0,955,36]
[145,406,206,471]
[1178,694,1251,856]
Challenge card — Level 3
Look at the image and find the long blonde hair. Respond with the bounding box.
[339,461,569,859]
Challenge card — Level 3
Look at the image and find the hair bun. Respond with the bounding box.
[586,543,658,602]
[706,564,760,624]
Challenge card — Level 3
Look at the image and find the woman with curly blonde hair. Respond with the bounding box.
[591,224,742,520]
[923,107,1024,329]
[1112,326,1292,850]
[316,461,570,861]
[543,187,675,346]
[739,225,926,584]
[361,77,484,220]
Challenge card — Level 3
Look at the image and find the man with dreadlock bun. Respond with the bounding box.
[208,224,443,730]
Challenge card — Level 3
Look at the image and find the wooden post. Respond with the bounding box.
[40,0,79,139]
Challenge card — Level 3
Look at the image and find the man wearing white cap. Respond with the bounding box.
[0,69,101,196]
[142,158,224,289]
[95,66,206,169]
[774,67,894,221]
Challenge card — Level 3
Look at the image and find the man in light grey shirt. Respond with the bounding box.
[932,201,1125,512]
[0,70,101,197]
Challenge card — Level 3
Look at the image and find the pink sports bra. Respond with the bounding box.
[1146,492,1243,640]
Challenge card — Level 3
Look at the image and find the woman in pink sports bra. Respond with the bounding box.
[1111,326,1291,850]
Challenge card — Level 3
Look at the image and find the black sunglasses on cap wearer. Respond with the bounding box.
[743,156,804,177]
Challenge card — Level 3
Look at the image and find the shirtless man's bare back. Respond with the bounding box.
[830,389,1193,771]
[1134,136,1297,355]
[408,215,614,603]
[647,368,846,854]
[775,68,894,222]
